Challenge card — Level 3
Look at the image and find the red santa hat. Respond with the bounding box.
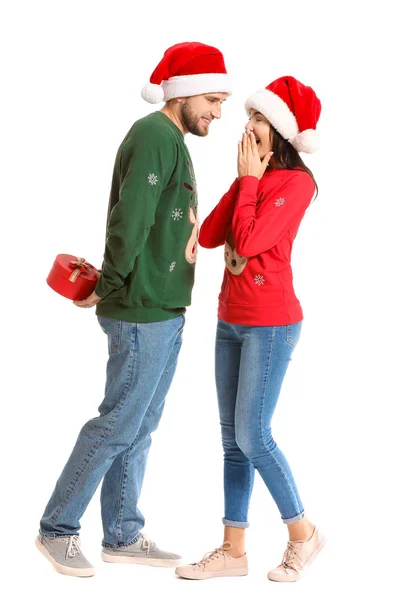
[245,76,321,153]
[141,42,232,104]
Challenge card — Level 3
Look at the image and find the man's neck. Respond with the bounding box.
[160,105,187,135]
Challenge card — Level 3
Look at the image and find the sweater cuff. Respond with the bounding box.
[95,276,115,300]
[238,175,259,197]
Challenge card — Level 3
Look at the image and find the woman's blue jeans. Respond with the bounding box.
[216,318,305,527]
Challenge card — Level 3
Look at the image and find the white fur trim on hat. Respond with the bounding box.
[141,83,165,104]
[161,73,233,101]
[245,89,298,140]
[290,129,320,154]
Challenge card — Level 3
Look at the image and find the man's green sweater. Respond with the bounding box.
[95,111,199,323]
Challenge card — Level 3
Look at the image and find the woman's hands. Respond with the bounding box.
[237,131,273,180]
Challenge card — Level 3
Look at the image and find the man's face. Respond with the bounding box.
[180,92,228,137]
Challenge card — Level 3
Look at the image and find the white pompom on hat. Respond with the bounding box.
[245,76,322,153]
[141,82,165,104]
[141,41,233,104]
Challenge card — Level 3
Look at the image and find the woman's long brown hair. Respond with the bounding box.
[269,126,318,196]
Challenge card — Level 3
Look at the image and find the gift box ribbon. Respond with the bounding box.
[68,258,93,283]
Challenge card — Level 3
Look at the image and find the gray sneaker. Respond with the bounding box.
[102,534,182,567]
[36,534,95,577]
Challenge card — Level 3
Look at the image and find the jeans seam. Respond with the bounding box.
[114,320,122,354]
[245,461,252,523]
[231,327,253,524]
[241,428,254,525]
[258,327,302,518]
[113,323,138,541]
[50,323,138,528]
[116,444,133,543]
[258,326,274,450]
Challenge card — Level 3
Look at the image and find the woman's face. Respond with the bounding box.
[245,109,272,159]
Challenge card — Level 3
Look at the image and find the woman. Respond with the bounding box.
[176,76,325,582]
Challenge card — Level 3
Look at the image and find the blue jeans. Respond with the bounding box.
[40,314,185,547]
[216,318,304,527]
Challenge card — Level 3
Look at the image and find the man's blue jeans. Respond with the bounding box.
[216,318,305,527]
[40,314,185,547]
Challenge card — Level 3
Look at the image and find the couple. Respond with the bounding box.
[36,42,325,583]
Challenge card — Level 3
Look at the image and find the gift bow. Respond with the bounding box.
[68,257,93,283]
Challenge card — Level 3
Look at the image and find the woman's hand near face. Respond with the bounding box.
[237,131,273,180]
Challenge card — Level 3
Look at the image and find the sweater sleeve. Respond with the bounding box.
[95,128,176,299]
[232,172,315,258]
[198,178,239,249]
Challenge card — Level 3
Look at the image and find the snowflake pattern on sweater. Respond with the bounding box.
[172,208,183,220]
[148,173,158,185]
[254,274,265,286]
[198,170,315,325]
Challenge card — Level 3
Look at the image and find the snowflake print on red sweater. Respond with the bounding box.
[198,170,316,325]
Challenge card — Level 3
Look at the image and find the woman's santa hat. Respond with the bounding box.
[141,42,232,104]
[245,76,321,153]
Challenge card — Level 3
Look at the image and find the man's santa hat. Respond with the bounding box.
[245,76,321,153]
[141,42,232,104]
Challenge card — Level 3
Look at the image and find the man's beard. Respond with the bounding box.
[181,102,209,137]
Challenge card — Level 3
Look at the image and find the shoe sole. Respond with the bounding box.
[101,552,182,567]
[35,537,95,577]
[267,536,327,583]
[175,567,248,580]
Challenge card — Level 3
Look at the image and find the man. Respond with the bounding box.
[36,41,232,577]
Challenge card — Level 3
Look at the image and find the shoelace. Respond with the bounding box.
[65,535,81,559]
[140,535,155,554]
[281,541,301,572]
[193,542,232,568]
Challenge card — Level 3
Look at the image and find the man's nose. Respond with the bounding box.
[211,105,222,119]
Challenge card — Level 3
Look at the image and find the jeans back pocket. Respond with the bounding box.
[98,316,122,356]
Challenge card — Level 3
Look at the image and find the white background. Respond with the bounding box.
[1,0,399,598]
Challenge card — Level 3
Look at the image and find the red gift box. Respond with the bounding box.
[47,254,98,301]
